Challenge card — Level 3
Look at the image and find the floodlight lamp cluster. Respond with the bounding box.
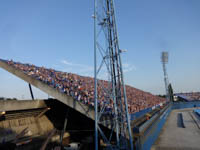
[161,51,168,63]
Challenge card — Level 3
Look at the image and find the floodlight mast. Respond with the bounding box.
[94,0,133,149]
[161,51,169,101]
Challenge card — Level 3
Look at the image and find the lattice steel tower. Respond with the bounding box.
[94,0,133,149]
[161,51,169,101]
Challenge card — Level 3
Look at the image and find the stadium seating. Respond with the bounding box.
[4,59,166,114]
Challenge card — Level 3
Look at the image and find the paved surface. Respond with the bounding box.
[151,108,200,150]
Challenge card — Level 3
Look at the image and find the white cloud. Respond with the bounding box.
[61,60,73,66]
[60,59,94,76]
[58,59,136,78]
[61,60,88,68]
[123,63,137,73]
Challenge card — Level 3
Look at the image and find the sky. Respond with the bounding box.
[0,0,199,99]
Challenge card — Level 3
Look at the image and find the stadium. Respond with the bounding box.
[0,59,200,150]
[0,0,200,150]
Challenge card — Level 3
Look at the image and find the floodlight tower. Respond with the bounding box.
[94,0,133,150]
[161,51,169,101]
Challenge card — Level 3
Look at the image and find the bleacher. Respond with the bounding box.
[0,59,166,116]
[175,92,200,101]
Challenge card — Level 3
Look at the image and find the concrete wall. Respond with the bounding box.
[0,99,95,144]
[0,116,54,143]
[0,100,54,143]
[0,100,46,111]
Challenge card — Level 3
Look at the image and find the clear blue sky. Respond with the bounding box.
[0,0,199,99]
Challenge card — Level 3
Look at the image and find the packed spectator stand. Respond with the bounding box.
[1,59,165,114]
[176,92,200,101]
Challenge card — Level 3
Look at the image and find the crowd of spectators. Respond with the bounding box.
[1,59,165,114]
[178,92,200,101]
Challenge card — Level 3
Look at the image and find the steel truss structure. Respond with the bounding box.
[94,0,133,149]
[161,52,169,101]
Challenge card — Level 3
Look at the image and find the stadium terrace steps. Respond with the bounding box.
[0,60,95,121]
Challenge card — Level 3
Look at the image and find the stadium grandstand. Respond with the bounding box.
[0,58,165,114]
[174,92,200,101]
[1,58,200,150]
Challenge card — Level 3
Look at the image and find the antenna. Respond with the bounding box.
[94,0,133,149]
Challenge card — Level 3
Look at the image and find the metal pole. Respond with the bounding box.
[161,52,169,102]
[94,0,98,149]
[162,62,169,101]
[60,109,69,147]
[28,83,34,100]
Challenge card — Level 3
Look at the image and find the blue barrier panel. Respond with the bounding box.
[140,106,172,150]
[130,107,153,121]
